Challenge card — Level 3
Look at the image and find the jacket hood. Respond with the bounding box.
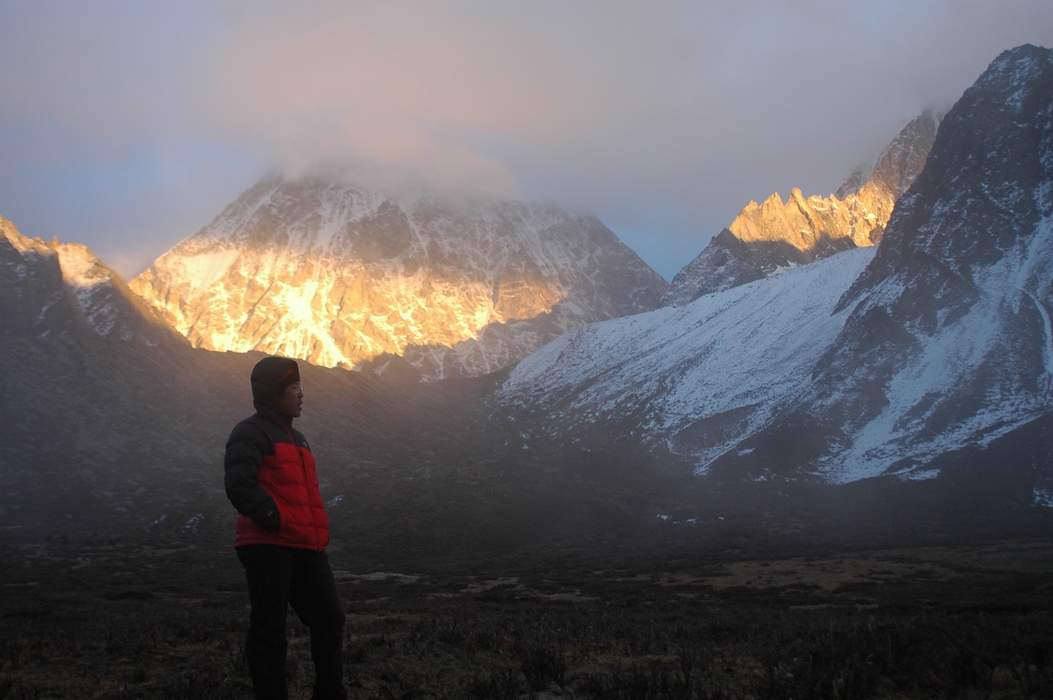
[250,356,300,412]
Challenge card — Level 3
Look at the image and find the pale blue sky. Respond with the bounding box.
[2,1,1051,280]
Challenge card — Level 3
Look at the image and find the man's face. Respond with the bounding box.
[276,382,303,418]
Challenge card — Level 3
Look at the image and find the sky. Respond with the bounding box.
[1,1,1052,281]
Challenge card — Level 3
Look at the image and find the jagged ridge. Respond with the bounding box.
[0,214,184,346]
[662,112,939,306]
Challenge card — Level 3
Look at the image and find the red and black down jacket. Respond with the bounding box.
[224,406,331,551]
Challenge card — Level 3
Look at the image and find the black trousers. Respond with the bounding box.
[237,545,347,700]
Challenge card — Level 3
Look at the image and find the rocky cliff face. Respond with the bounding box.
[130,178,667,380]
[774,44,1053,483]
[0,214,183,346]
[662,112,939,306]
[502,45,1053,500]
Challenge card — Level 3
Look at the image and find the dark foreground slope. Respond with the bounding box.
[3,530,1051,699]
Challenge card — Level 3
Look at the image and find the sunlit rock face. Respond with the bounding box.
[130,176,667,379]
[0,214,183,346]
[503,45,1053,493]
[661,111,939,306]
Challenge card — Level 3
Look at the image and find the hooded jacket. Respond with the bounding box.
[224,403,331,551]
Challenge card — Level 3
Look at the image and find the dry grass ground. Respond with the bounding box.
[2,537,1051,699]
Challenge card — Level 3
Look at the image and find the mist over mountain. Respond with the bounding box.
[505,45,1053,507]
[662,112,939,307]
[129,178,667,381]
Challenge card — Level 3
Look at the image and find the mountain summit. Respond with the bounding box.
[130,178,667,380]
[662,111,939,306]
[0,214,181,347]
[504,45,1053,497]
[782,43,1053,483]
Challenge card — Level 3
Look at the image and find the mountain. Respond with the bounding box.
[6,45,1052,566]
[502,247,876,466]
[0,215,184,347]
[502,45,1053,503]
[0,210,508,553]
[661,111,939,306]
[129,178,668,380]
[0,216,214,533]
[762,44,1053,485]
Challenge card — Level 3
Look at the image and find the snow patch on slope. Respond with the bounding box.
[55,243,121,336]
[821,215,1053,482]
[175,250,241,299]
[503,248,876,470]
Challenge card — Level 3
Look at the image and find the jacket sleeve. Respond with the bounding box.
[224,422,281,532]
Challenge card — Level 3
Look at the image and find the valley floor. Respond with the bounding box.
[2,537,1051,699]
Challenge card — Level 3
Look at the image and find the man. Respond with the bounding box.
[224,355,347,700]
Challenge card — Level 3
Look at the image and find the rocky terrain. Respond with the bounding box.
[0,215,183,348]
[770,44,1053,484]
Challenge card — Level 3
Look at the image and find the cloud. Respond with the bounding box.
[206,1,595,199]
[2,0,1053,278]
[204,1,1053,223]
[0,2,221,139]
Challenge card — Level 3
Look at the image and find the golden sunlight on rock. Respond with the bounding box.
[660,112,938,307]
[726,111,940,261]
[728,183,891,258]
[142,256,565,371]
[129,175,664,379]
